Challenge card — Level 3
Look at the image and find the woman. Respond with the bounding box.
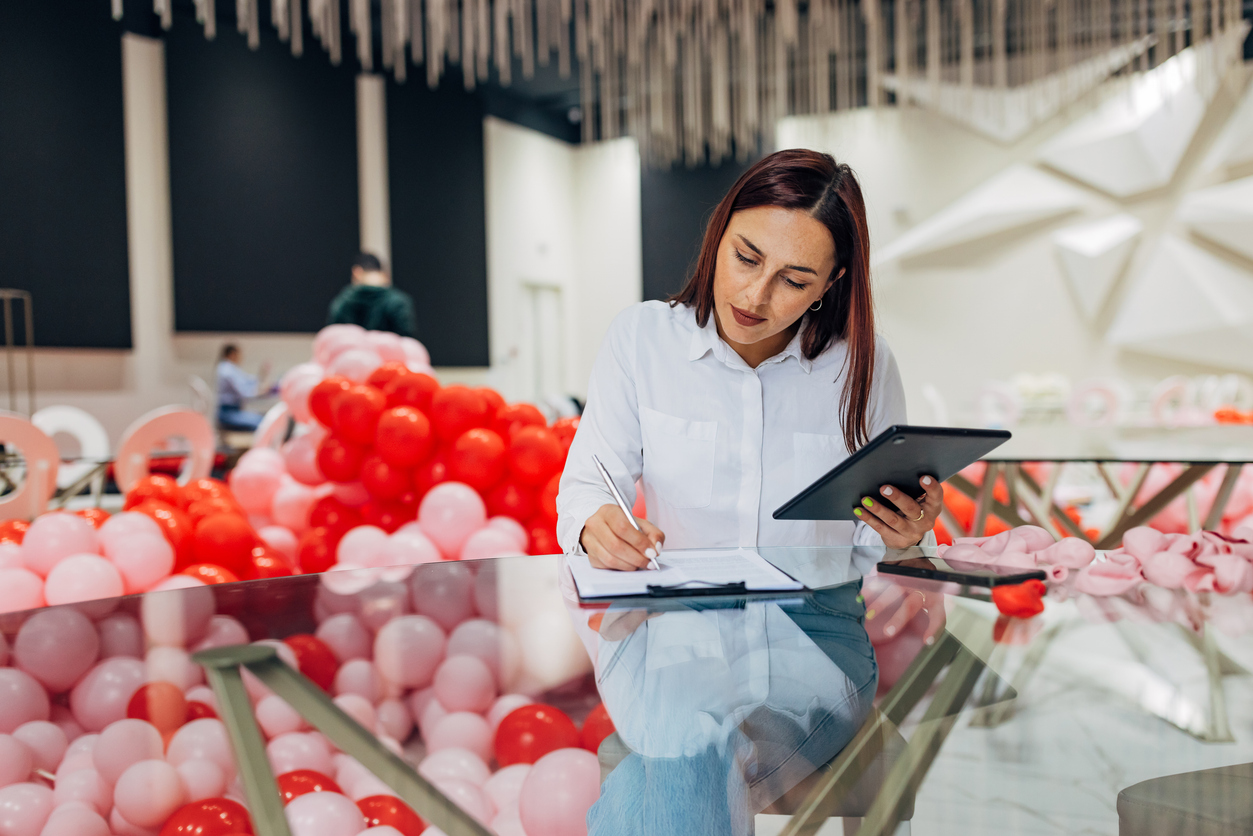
[215,344,272,431]
[557,149,941,567]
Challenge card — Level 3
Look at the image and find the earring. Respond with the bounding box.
[809,297,823,312]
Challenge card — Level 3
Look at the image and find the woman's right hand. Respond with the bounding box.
[580,504,667,571]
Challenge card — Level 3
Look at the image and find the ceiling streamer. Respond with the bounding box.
[112,0,1245,167]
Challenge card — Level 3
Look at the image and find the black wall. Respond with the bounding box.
[166,17,359,333]
[640,158,756,302]
[0,0,130,348]
[387,77,490,367]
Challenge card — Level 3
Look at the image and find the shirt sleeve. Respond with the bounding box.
[222,363,259,400]
[556,307,644,554]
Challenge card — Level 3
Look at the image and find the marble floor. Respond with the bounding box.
[757,599,1253,835]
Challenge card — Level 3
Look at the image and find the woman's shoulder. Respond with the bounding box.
[607,300,697,338]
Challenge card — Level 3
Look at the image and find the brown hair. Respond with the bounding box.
[670,149,877,452]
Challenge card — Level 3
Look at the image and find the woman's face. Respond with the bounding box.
[712,206,839,352]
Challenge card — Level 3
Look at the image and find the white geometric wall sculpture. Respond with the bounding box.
[1037,47,1209,198]
[1202,70,1253,172]
[1108,235,1253,373]
[1177,175,1253,262]
[872,165,1087,265]
[1051,214,1143,320]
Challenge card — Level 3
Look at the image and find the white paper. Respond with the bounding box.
[565,548,805,599]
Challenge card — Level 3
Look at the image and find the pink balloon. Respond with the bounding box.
[108,807,155,836]
[0,568,45,613]
[282,376,320,427]
[229,465,283,515]
[337,526,389,567]
[0,544,22,570]
[518,748,600,836]
[97,613,144,659]
[365,331,406,363]
[472,567,499,622]
[51,769,111,816]
[314,324,366,364]
[48,712,85,753]
[39,803,111,836]
[0,633,6,667]
[44,555,123,606]
[175,758,227,801]
[432,656,495,714]
[242,641,299,702]
[166,719,236,783]
[69,657,144,733]
[426,713,492,762]
[489,812,528,836]
[354,580,411,633]
[485,694,535,734]
[332,482,371,507]
[0,670,50,733]
[377,528,442,569]
[109,534,175,595]
[272,479,318,534]
[400,338,431,370]
[191,615,250,653]
[98,513,163,557]
[0,782,53,836]
[283,431,327,487]
[328,349,384,383]
[315,613,372,662]
[144,648,205,692]
[427,776,493,824]
[359,827,406,836]
[486,517,529,551]
[373,615,446,689]
[447,620,519,689]
[93,719,163,784]
[113,759,186,828]
[13,608,100,692]
[140,583,215,647]
[418,747,490,787]
[148,574,205,592]
[459,528,524,562]
[333,659,381,703]
[414,694,448,741]
[332,694,375,731]
[259,525,300,563]
[10,722,64,774]
[374,699,412,742]
[484,763,531,815]
[267,732,333,776]
[21,513,98,578]
[256,695,305,739]
[237,446,285,473]
[418,483,487,559]
[285,789,368,836]
[0,734,32,787]
[410,563,476,631]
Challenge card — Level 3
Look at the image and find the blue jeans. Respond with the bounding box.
[588,584,878,836]
[218,405,263,431]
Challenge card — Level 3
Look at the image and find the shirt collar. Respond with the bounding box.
[686,309,813,373]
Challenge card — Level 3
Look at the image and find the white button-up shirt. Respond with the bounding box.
[557,300,918,553]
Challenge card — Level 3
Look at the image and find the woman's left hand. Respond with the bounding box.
[854,475,943,549]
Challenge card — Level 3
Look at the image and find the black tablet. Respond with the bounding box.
[772,425,1011,521]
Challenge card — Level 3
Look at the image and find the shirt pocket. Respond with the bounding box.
[641,407,717,509]
[792,432,849,491]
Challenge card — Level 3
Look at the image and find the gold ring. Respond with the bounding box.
[913,510,925,522]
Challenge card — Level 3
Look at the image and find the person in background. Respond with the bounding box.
[327,252,419,338]
[216,344,273,431]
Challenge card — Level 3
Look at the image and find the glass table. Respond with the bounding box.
[0,548,1249,836]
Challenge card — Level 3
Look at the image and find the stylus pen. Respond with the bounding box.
[592,454,659,570]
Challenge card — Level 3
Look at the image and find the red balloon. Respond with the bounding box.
[191,514,256,576]
[537,473,560,524]
[493,704,581,766]
[309,376,354,428]
[411,450,450,498]
[124,474,183,510]
[186,701,217,721]
[485,479,538,522]
[429,385,491,443]
[551,416,580,452]
[375,406,434,469]
[366,361,410,391]
[73,507,111,529]
[134,500,195,566]
[333,384,387,446]
[126,681,188,735]
[526,517,559,556]
[307,496,363,536]
[580,701,615,752]
[509,426,564,485]
[283,634,339,692]
[247,547,295,580]
[447,428,508,492]
[181,478,233,508]
[186,496,244,524]
[297,527,337,574]
[494,403,547,439]
[0,519,30,544]
[357,795,426,836]
[360,501,414,533]
[360,454,413,501]
[182,563,240,585]
[382,370,439,413]
[476,387,506,414]
[276,770,342,805]
[159,798,253,836]
[317,435,367,483]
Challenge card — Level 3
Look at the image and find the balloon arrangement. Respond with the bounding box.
[0,555,610,836]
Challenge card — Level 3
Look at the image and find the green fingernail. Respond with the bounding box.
[854,507,863,517]
[862,497,874,508]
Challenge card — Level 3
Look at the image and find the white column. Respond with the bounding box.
[356,74,391,266]
[121,33,175,391]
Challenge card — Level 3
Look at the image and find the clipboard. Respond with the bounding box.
[565,548,808,603]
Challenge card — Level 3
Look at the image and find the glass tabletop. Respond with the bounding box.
[982,425,1253,462]
[0,548,1250,836]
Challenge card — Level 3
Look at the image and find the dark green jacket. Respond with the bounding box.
[326,284,418,338]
